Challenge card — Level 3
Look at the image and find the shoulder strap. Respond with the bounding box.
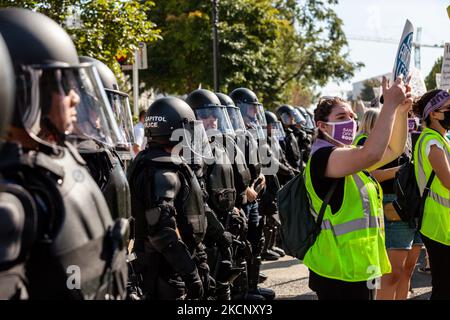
[417,170,436,229]
[313,180,338,233]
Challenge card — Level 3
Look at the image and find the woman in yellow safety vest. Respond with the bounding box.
[355,108,423,300]
[412,89,450,300]
[304,77,412,300]
[353,108,380,147]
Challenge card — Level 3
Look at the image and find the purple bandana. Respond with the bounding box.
[423,90,450,119]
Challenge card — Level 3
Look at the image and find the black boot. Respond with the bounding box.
[247,256,275,300]
[261,249,280,261]
[230,259,265,300]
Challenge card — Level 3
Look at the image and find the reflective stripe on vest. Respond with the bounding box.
[414,128,450,245]
[416,130,450,209]
[319,173,380,236]
[303,153,391,282]
[321,216,381,236]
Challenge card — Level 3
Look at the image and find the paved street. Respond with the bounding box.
[261,248,432,300]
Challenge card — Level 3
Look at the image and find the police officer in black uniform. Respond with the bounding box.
[218,92,271,299]
[276,104,304,170]
[229,88,275,300]
[295,105,315,156]
[260,111,298,260]
[0,8,128,299]
[186,89,243,300]
[80,56,135,168]
[77,56,132,221]
[127,97,207,300]
[0,33,32,300]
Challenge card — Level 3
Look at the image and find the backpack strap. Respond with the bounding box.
[313,180,338,234]
[417,170,436,230]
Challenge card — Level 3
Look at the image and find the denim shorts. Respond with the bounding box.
[383,194,423,250]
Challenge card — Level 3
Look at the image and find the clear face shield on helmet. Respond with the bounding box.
[280,109,306,127]
[269,121,286,140]
[226,106,246,134]
[239,102,265,139]
[105,89,135,150]
[19,63,122,150]
[194,105,235,137]
[170,119,214,165]
[299,108,315,130]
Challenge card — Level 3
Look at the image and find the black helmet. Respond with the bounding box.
[215,92,234,107]
[229,87,266,138]
[79,56,119,91]
[79,56,135,148]
[144,96,195,142]
[216,92,246,133]
[276,104,306,127]
[0,8,121,149]
[264,111,278,125]
[145,97,213,163]
[0,34,14,140]
[186,89,234,135]
[295,106,315,130]
[265,111,285,139]
[229,87,260,105]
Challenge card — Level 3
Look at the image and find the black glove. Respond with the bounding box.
[229,209,247,237]
[182,269,204,300]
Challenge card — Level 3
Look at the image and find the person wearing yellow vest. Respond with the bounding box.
[352,108,380,147]
[412,89,450,300]
[352,108,422,300]
[304,76,412,300]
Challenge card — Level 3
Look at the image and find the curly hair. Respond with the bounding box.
[314,96,348,139]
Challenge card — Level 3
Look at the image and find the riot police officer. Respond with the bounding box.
[295,105,315,153]
[279,104,312,166]
[229,88,275,300]
[77,56,132,221]
[260,111,298,261]
[127,97,207,300]
[264,111,298,185]
[0,33,32,300]
[79,56,135,168]
[276,104,304,170]
[186,89,242,300]
[0,8,128,299]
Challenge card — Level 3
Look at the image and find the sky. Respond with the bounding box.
[319,0,450,97]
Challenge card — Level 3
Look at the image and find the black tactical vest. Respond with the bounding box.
[205,141,236,215]
[128,149,207,249]
[224,136,251,207]
[78,140,131,220]
[0,142,127,300]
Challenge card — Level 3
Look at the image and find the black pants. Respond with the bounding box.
[309,269,375,300]
[422,234,450,300]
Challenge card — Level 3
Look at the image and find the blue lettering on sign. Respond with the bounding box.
[394,32,413,80]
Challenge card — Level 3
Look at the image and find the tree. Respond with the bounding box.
[141,0,361,108]
[425,56,443,90]
[0,0,161,76]
[359,79,381,102]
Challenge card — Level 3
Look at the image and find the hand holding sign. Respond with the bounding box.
[382,76,412,112]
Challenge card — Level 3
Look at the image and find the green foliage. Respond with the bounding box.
[142,0,361,108]
[425,56,443,90]
[0,0,161,77]
[359,79,381,101]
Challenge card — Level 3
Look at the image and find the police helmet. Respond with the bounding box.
[186,89,234,135]
[0,8,122,149]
